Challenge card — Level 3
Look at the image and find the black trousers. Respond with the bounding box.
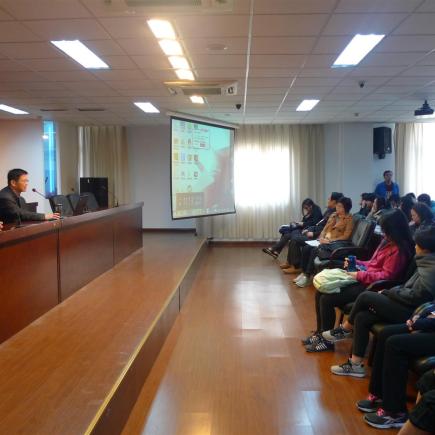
[410,370,435,431]
[300,244,319,275]
[314,283,366,332]
[271,229,302,254]
[286,233,310,267]
[369,324,435,414]
[348,291,415,357]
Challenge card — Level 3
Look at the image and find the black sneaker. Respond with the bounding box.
[364,408,407,429]
[357,394,383,412]
[301,332,321,346]
[305,337,335,352]
[262,247,278,259]
[322,325,352,342]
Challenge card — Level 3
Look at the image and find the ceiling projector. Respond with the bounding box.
[414,100,434,118]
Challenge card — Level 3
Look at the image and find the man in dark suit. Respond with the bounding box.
[0,168,60,224]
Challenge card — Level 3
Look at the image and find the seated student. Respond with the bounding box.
[357,193,376,218]
[400,195,415,222]
[325,226,435,379]
[262,198,322,259]
[375,170,400,200]
[417,193,435,215]
[293,196,353,288]
[397,369,435,435]
[388,193,401,209]
[355,306,435,430]
[367,196,389,222]
[0,168,59,223]
[303,209,414,352]
[410,202,434,236]
[281,192,343,272]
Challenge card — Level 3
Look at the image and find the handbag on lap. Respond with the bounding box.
[313,268,358,294]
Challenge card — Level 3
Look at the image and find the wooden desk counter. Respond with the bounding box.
[0,203,143,343]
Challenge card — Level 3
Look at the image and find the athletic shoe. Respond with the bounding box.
[322,325,353,342]
[305,337,334,352]
[262,247,278,259]
[295,275,310,287]
[301,332,321,346]
[293,273,305,283]
[331,359,366,378]
[364,408,407,429]
[357,394,383,412]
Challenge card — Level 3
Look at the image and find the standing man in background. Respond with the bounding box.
[0,168,60,224]
[375,170,400,200]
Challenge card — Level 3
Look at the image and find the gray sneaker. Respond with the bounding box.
[322,325,352,342]
[331,359,366,378]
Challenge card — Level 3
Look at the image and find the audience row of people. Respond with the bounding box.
[262,175,435,433]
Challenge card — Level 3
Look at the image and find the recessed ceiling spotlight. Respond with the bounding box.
[206,43,228,52]
[332,34,385,68]
[414,100,434,118]
[0,104,29,115]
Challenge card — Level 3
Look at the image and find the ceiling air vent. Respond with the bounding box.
[165,80,238,97]
[104,0,233,13]
[40,108,68,112]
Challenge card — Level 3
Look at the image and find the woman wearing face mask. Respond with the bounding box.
[263,198,322,259]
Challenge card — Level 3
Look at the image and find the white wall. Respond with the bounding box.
[324,122,395,211]
[0,119,50,213]
[57,121,79,195]
[127,125,195,229]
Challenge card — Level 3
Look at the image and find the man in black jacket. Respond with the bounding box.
[0,168,59,224]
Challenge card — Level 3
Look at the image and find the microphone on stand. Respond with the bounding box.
[32,187,48,200]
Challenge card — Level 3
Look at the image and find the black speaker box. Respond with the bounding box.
[373,127,392,158]
[79,177,108,208]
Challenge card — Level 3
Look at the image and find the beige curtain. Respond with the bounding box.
[395,122,435,197]
[209,124,324,240]
[78,125,130,206]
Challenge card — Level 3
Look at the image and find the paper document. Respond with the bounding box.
[305,240,320,247]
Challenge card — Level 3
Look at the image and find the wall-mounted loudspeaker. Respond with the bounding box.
[373,127,392,159]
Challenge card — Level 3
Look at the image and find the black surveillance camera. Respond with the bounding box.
[358,80,365,89]
[235,103,242,110]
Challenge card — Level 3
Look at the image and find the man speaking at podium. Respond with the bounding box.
[0,168,60,224]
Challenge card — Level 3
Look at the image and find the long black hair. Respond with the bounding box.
[379,209,415,257]
[301,198,316,215]
[374,195,387,211]
[400,195,414,222]
[412,202,434,226]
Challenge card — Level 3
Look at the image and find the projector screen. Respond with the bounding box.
[171,116,236,219]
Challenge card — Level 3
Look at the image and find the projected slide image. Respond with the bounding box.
[171,117,235,219]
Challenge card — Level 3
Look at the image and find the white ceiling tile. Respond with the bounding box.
[418,53,435,66]
[0,59,30,71]
[175,15,250,38]
[394,13,435,35]
[323,13,407,35]
[0,22,41,42]
[0,0,91,19]
[401,66,435,76]
[336,0,423,13]
[313,36,353,54]
[141,69,178,81]
[103,80,156,90]
[360,52,423,67]
[130,55,171,70]
[19,58,82,71]
[252,0,337,13]
[0,70,44,81]
[183,37,248,55]
[116,38,162,56]
[298,68,350,77]
[253,15,329,36]
[250,69,298,78]
[417,0,435,12]
[248,87,288,95]
[294,77,341,86]
[388,76,435,86]
[98,17,155,39]
[92,69,148,81]
[349,66,406,76]
[194,68,244,79]
[0,42,62,59]
[117,89,169,97]
[38,70,98,81]
[375,35,435,53]
[101,56,138,69]
[251,37,316,55]
[85,40,126,56]
[248,77,293,87]
[250,55,304,68]
[0,8,13,20]
[191,54,246,69]
[23,19,111,40]
[304,55,337,68]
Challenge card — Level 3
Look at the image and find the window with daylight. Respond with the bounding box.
[43,120,58,197]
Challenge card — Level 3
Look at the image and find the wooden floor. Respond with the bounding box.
[123,246,398,435]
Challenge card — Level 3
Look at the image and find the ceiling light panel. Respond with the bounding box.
[168,56,190,70]
[0,104,29,114]
[333,34,385,67]
[51,40,109,69]
[296,99,320,111]
[134,102,160,113]
[175,69,195,81]
[147,19,176,40]
[158,39,183,56]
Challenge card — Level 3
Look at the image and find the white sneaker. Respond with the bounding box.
[293,273,304,283]
[295,275,310,287]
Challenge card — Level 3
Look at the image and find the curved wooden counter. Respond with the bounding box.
[0,203,143,343]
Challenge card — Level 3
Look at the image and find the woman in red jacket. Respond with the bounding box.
[303,209,415,352]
